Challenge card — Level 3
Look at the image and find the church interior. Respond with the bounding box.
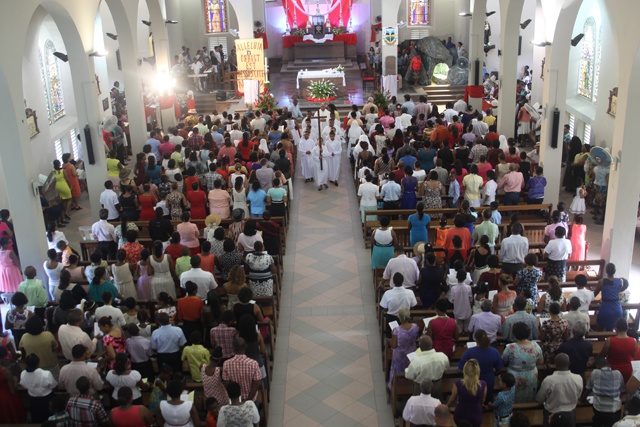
[2,0,640,426]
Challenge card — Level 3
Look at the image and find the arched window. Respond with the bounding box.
[43,40,65,123]
[578,17,599,101]
[204,0,228,34]
[408,0,431,26]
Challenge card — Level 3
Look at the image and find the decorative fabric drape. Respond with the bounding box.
[284,0,351,29]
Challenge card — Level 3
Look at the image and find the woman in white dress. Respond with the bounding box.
[150,241,176,299]
[159,380,199,427]
[231,177,250,218]
[111,250,138,300]
[43,249,64,300]
[45,223,66,251]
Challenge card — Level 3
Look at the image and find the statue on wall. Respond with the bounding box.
[484,21,491,45]
[25,106,39,139]
[607,87,618,117]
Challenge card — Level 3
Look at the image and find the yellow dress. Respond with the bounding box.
[107,158,121,177]
[54,169,71,200]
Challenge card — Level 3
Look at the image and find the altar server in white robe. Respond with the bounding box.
[326,131,342,186]
[348,121,364,158]
[317,104,331,133]
[305,118,320,140]
[300,131,316,183]
[312,140,330,191]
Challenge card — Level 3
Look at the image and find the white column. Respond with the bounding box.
[381,0,402,76]
[467,0,486,111]
[496,0,523,137]
[0,71,48,274]
[229,0,255,39]
[120,63,148,153]
[600,72,640,278]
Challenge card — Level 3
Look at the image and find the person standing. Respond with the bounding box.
[580,357,624,427]
[0,237,21,293]
[326,131,342,186]
[91,209,118,260]
[536,353,584,427]
[100,181,121,221]
[312,139,330,191]
[151,312,187,374]
[52,160,73,221]
[62,153,82,211]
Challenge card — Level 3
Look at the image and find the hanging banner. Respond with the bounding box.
[383,27,398,46]
[234,38,265,94]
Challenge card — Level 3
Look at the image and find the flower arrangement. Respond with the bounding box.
[332,27,346,35]
[371,88,392,109]
[306,79,337,102]
[263,81,272,95]
[292,28,306,36]
[335,64,345,73]
[254,92,278,110]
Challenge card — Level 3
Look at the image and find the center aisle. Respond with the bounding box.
[268,149,395,426]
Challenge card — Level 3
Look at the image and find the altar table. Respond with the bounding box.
[297,69,346,97]
[282,33,357,49]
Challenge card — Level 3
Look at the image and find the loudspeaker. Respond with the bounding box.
[551,108,560,149]
[215,91,227,101]
[474,60,480,86]
[84,125,96,165]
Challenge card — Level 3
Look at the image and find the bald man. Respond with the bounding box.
[536,353,583,427]
[434,404,453,427]
[405,335,449,399]
[403,379,441,426]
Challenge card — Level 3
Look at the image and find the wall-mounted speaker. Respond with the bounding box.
[84,125,95,165]
[551,108,560,149]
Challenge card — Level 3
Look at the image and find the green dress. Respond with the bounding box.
[54,169,72,200]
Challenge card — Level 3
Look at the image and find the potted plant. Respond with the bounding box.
[306,79,338,102]
[371,88,392,109]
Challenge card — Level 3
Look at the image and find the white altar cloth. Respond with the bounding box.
[296,69,346,89]
[243,80,260,105]
[302,34,335,43]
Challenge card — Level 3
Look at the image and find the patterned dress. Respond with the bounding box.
[494,290,517,319]
[388,324,419,389]
[540,318,569,363]
[515,267,543,308]
[502,341,543,403]
[422,182,443,218]
[102,333,127,370]
[167,192,183,221]
[201,365,229,406]
[111,263,138,300]
[245,252,275,297]
[150,255,176,299]
[136,262,153,300]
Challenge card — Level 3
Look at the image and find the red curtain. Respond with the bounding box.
[284,0,351,30]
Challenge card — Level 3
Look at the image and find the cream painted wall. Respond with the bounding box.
[564,0,618,150]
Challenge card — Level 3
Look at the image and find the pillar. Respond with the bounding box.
[120,62,148,152]
[496,0,524,137]
[229,0,255,39]
[381,0,402,76]
[0,68,48,274]
[467,0,486,111]
[600,56,640,278]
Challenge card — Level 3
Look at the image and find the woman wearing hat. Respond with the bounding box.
[203,213,222,243]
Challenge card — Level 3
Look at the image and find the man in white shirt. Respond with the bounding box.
[379,273,417,337]
[544,226,572,282]
[179,256,218,299]
[402,379,441,426]
[250,111,266,133]
[316,104,331,132]
[382,247,420,288]
[95,293,126,327]
[469,300,502,343]
[357,174,379,223]
[564,297,590,338]
[443,102,458,124]
[405,336,449,399]
[568,274,595,313]
[91,209,118,260]
[499,222,529,275]
[58,344,104,396]
[613,396,640,427]
[536,353,583,426]
[289,98,303,119]
[453,96,468,114]
[100,181,120,220]
[229,123,244,146]
[58,310,98,360]
[169,127,184,146]
[399,107,413,129]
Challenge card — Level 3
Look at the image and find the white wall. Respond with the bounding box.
[22,14,79,181]
[564,0,617,149]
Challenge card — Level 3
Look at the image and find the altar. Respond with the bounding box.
[296,69,346,97]
[282,34,357,63]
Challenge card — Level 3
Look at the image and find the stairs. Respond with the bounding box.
[193,90,240,115]
[422,84,466,107]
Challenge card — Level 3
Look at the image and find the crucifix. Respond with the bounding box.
[316,108,324,171]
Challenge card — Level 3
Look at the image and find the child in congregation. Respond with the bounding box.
[472,281,489,314]
[568,215,587,262]
[175,246,192,279]
[490,372,516,427]
[523,289,535,314]
[181,331,210,382]
[448,170,460,207]
[435,217,448,264]
[569,178,587,215]
[205,397,220,427]
[568,274,594,313]
[447,268,473,334]
[137,309,152,338]
[489,201,502,225]
[557,201,570,228]
[482,170,498,206]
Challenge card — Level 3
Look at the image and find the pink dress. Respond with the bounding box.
[569,224,586,261]
[136,262,153,300]
[0,250,21,292]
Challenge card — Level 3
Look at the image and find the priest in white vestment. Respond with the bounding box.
[312,140,330,191]
[326,131,342,186]
[299,131,316,182]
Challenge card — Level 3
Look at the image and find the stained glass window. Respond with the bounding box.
[408,0,431,26]
[204,0,228,34]
[38,48,51,124]
[578,17,597,100]
[43,40,65,122]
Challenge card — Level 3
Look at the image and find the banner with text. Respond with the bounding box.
[234,38,265,94]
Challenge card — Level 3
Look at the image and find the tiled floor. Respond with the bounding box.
[267,152,394,426]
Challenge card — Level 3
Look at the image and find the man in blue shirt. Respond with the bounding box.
[151,312,186,373]
[146,130,161,160]
[401,94,415,117]
[381,172,402,207]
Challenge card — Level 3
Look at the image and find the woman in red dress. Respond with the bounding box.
[186,181,207,222]
[0,347,25,423]
[426,299,459,359]
[138,184,157,221]
[62,154,83,210]
[603,317,638,384]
